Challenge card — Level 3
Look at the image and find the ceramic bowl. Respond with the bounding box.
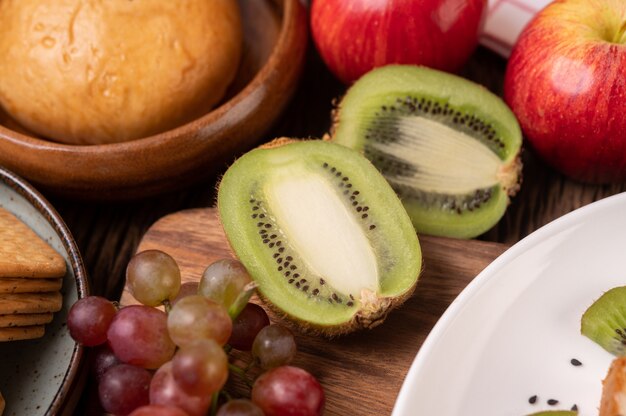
[0,166,88,415]
[0,0,307,200]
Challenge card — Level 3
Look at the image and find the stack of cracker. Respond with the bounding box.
[0,208,65,342]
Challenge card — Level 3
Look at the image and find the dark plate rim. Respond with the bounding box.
[0,165,89,415]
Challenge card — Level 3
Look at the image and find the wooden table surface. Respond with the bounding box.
[49,43,626,414]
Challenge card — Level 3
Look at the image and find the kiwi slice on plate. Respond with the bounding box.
[331,65,522,239]
[581,286,626,355]
[218,139,422,335]
[527,412,577,415]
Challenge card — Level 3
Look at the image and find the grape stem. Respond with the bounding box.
[162,299,172,314]
[228,363,254,388]
[210,392,219,416]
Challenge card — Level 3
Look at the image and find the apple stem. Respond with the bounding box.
[613,20,626,44]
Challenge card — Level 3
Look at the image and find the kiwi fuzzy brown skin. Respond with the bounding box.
[217,138,422,336]
[330,65,523,239]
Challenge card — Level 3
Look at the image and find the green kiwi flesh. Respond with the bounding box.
[581,286,626,355]
[331,65,522,239]
[217,140,422,335]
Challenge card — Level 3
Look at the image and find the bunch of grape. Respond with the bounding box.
[68,251,325,416]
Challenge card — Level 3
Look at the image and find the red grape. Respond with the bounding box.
[172,339,228,397]
[198,259,251,309]
[127,250,181,307]
[167,295,232,347]
[216,399,264,416]
[129,404,190,416]
[252,325,296,369]
[252,366,325,416]
[99,364,152,416]
[229,303,270,351]
[172,281,200,306]
[108,305,176,369]
[68,296,116,346]
[91,344,121,382]
[150,362,212,416]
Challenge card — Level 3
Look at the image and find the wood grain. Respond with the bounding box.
[121,208,507,415]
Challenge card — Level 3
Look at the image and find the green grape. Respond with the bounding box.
[252,325,297,369]
[198,259,251,309]
[127,250,181,307]
[167,295,232,347]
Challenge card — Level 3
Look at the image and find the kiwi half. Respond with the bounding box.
[527,412,577,416]
[217,139,422,335]
[331,65,522,239]
[581,286,626,355]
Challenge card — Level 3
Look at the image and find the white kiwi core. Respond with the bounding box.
[265,173,379,296]
[370,116,502,194]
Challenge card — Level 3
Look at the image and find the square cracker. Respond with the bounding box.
[0,292,62,315]
[0,325,44,342]
[0,277,62,294]
[0,313,53,328]
[0,208,67,278]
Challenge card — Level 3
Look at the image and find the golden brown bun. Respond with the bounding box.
[600,356,626,415]
[0,0,242,144]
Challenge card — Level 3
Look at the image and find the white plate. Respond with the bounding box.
[392,193,626,416]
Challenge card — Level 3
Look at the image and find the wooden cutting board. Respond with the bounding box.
[121,208,508,415]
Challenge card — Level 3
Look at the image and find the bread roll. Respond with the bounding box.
[0,0,242,144]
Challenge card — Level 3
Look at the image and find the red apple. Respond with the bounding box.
[504,0,626,183]
[310,0,487,84]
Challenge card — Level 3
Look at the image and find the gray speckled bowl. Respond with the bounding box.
[0,166,88,416]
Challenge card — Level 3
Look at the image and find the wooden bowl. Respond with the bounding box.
[0,166,89,415]
[0,0,307,200]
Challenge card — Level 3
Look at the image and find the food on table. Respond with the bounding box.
[0,326,44,342]
[0,0,242,145]
[167,295,232,347]
[581,286,626,355]
[129,405,191,416]
[108,305,176,369]
[0,208,66,341]
[171,339,228,397]
[99,364,152,415]
[251,325,297,370]
[0,312,53,327]
[504,0,626,183]
[68,253,325,415]
[251,366,325,416]
[310,0,487,84]
[198,258,252,313]
[217,139,422,335]
[0,208,66,278]
[228,303,270,351]
[68,296,117,346]
[127,250,181,307]
[599,356,626,415]
[526,411,577,415]
[331,65,522,239]
[150,362,212,416]
[216,399,263,416]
